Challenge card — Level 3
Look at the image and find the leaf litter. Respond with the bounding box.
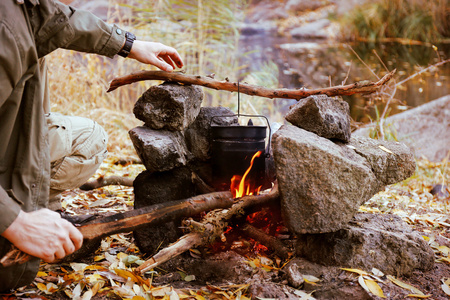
[1,156,449,299]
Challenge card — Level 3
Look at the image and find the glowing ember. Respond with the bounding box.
[230,151,262,198]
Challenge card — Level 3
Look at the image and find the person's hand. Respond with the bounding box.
[128,41,184,72]
[1,209,83,262]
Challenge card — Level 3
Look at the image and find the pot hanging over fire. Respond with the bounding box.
[210,83,271,192]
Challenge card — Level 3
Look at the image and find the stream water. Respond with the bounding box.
[238,32,450,123]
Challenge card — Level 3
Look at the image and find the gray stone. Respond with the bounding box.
[129,126,189,173]
[285,0,324,12]
[296,213,435,276]
[133,83,203,131]
[285,258,373,300]
[133,168,196,255]
[285,263,305,289]
[272,125,415,234]
[184,106,238,161]
[290,19,331,39]
[349,136,416,186]
[285,95,351,142]
[353,95,450,162]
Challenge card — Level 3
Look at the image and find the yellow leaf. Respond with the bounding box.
[341,268,369,276]
[379,145,393,154]
[387,275,424,295]
[364,279,386,298]
[303,274,321,283]
[94,255,105,262]
[36,282,47,292]
[195,295,206,300]
[406,294,431,298]
[131,296,146,300]
[36,271,47,277]
[114,268,139,283]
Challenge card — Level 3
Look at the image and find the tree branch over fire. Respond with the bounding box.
[136,182,280,274]
[107,70,396,100]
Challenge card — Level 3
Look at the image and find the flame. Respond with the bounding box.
[231,151,262,198]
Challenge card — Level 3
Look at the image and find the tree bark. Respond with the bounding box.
[107,70,395,100]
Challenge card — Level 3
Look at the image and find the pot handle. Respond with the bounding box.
[210,114,272,158]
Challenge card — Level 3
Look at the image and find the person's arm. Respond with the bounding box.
[1,210,83,262]
[38,2,183,71]
[0,23,83,263]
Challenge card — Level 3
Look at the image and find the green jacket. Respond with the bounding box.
[0,0,125,289]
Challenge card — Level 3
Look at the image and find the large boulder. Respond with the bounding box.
[129,126,189,173]
[353,95,450,162]
[296,213,435,276]
[272,124,415,234]
[133,83,203,131]
[285,95,351,142]
[133,168,196,255]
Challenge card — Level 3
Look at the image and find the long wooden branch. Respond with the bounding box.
[79,175,134,190]
[136,183,280,273]
[107,70,396,100]
[0,191,233,268]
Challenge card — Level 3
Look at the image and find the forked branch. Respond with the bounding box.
[107,70,396,100]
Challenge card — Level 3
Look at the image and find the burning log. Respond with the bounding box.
[107,70,396,100]
[240,223,291,260]
[136,182,280,274]
[0,191,234,267]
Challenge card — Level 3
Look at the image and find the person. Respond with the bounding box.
[0,0,184,291]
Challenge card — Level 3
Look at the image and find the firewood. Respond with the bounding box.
[107,70,395,100]
[240,223,291,259]
[79,175,134,190]
[136,182,280,273]
[0,191,233,267]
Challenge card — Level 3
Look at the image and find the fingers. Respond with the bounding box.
[128,41,184,71]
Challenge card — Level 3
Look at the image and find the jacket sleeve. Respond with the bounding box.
[0,24,23,234]
[35,0,126,59]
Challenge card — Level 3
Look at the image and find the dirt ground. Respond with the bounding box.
[0,156,448,300]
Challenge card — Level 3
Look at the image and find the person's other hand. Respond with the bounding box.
[1,209,83,262]
[128,41,184,72]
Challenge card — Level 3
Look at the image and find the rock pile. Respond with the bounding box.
[273,95,433,275]
[129,83,433,276]
[129,83,239,254]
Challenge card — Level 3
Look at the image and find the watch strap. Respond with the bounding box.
[118,32,136,58]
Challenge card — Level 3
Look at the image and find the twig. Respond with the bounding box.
[79,175,134,190]
[395,58,450,87]
[107,70,396,100]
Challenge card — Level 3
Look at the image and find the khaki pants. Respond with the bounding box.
[0,115,107,291]
[47,113,108,210]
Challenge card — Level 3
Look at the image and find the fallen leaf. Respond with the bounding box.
[406,294,431,298]
[442,278,450,296]
[341,268,369,276]
[364,278,386,298]
[379,145,393,154]
[387,275,424,295]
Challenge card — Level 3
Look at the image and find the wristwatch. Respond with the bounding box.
[118,31,136,58]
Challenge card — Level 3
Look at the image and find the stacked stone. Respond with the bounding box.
[272,95,434,276]
[129,83,237,254]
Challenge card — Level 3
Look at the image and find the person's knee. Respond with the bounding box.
[49,115,108,193]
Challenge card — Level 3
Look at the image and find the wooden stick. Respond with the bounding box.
[136,183,280,273]
[0,191,233,267]
[79,175,134,190]
[107,70,396,100]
